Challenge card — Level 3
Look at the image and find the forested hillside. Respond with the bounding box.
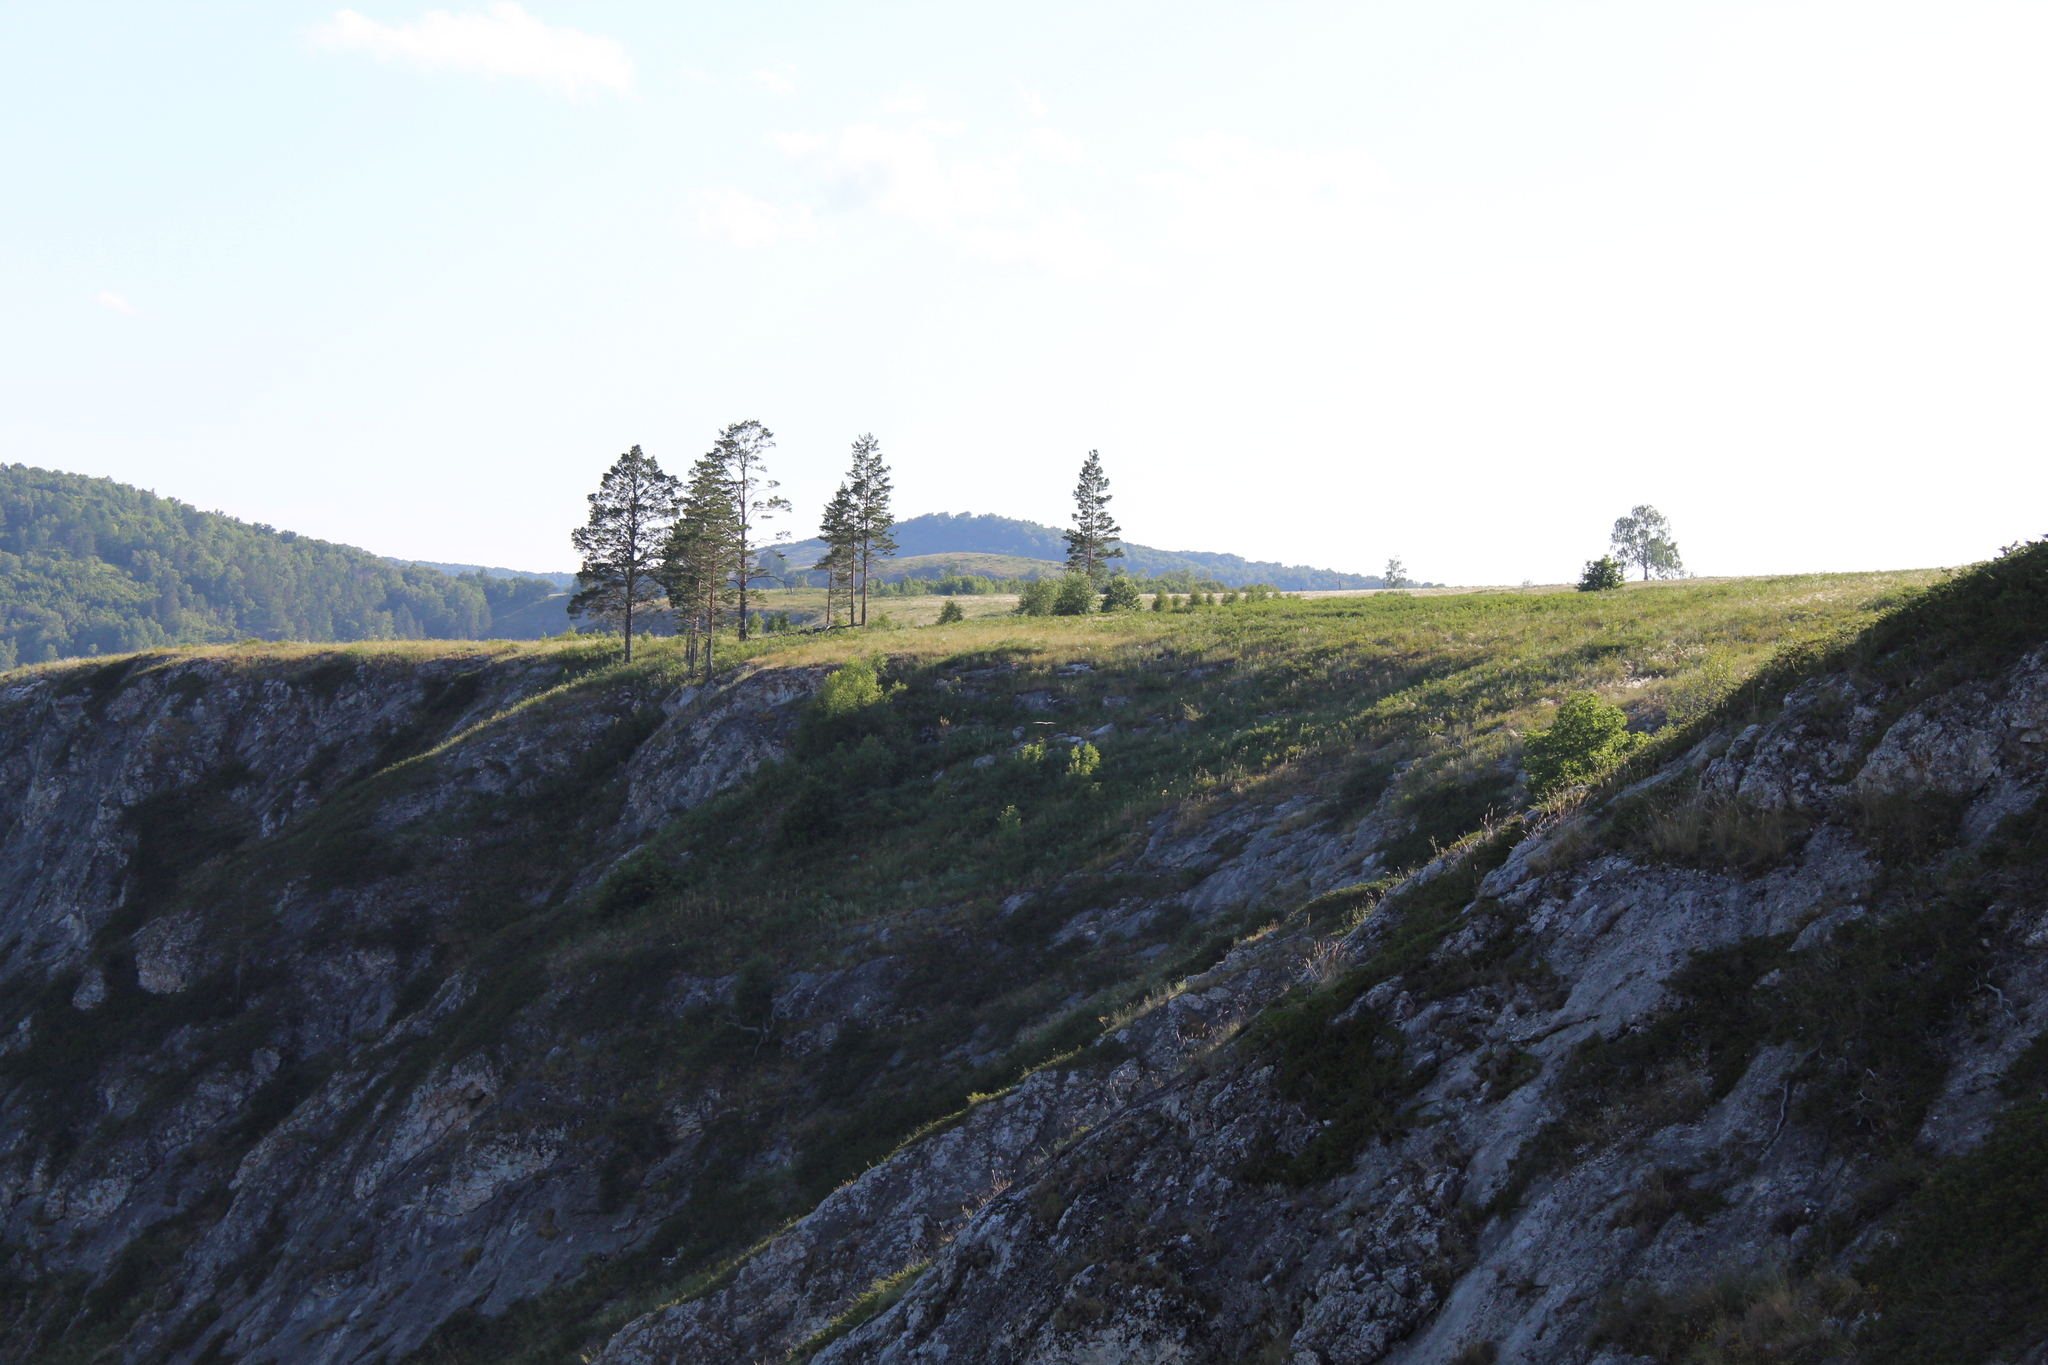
[784,511,1391,590]
[0,466,561,666]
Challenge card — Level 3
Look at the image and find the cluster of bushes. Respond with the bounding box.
[1013,576,1284,618]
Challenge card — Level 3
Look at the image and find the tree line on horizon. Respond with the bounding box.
[569,437,1149,667]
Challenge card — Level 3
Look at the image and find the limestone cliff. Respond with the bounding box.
[2,549,2045,1365]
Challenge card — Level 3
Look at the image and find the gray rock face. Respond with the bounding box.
[7,636,2047,1365]
[0,650,819,1365]
[589,651,2048,1365]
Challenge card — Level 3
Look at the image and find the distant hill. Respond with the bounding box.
[781,511,1390,590]
[402,560,577,589]
[0,466,565,667]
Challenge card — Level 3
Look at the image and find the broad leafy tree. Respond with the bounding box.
[570,445,680,664]
[1062,450,1124,582]
[1611,505,1685,580]
[1383,556,1413,589]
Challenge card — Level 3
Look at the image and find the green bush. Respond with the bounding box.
[1579,556,1626,592]
[1523,693,1645,797]
[1052,575,1096,616]
[935,599,965,625]
[1014,580,1058,616]
[1099,577,1142,613]
[815,659,885,718]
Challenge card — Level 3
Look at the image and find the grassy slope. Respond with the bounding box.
[0,568,1949,1364]
[397,569,1940,1360]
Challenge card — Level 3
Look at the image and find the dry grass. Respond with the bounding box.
[1640,796,1812,870]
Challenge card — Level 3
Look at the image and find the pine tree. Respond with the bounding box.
[661,452,739,680]
[713,421,792,641]
[847,434,898,626]
[1062,450,1124,582]
[816,484,858,629]
[569,445,680,664]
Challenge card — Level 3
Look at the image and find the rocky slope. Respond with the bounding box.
[2,551,2045,1365]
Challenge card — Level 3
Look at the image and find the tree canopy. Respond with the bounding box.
[570,446,680,664]
[0,464,558,669]
[1612,505,1685,580]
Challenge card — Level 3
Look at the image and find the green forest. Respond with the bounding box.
[0,465,559,668]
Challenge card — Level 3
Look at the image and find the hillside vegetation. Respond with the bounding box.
[0,465,564,666]
[780,510,1390,590]
[0,564,1959,1365]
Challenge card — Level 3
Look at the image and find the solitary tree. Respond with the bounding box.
[847,434,898,626]
[713,421,792,641]
[1063,450,1124,582]
[1384,556,1413,589]
[817,483,859,628]
[570,445,679,664]
[1611,505,1685,580]
[661,451,740,679]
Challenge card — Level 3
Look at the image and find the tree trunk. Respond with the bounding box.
[622,567,634,664]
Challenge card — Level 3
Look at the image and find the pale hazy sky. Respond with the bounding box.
[4,2,2043,581]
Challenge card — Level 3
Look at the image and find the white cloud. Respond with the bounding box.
[751,63,798,95]
[94,291,137,314]
[690,187,821,247]
[770,120,1109,278]
[1145,133,1400,260]
[879,83,932,114]
[1014,81,1049,119]
[1022,127,1086,165]
[311,3,634,98]
[782,122,1019,230]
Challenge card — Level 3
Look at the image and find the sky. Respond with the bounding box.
[3,2,2044,583]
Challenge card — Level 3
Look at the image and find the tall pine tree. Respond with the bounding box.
[661,452,740,680]
[1063,449,1124,582]
[713,421,791,642]
[817,483,859,629]
[847,434,898,626]
[569,445,679,664]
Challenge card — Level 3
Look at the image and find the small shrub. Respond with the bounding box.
[1100,578,1142,613]
[1853,788,1971,864]
[1523,693,1646,798]
[1595,1270,1859,1365]
[1610,1166,1730,1231]
[996,804,1023,835]
[1052,575,1097,616]
[1014,580,1058,616]
[935,599,965,625]
[1066,742,1101,779]
[815,659,885,718]
[1579,556,1626,592]
[1666,655,1738,727]
[1641,795,1811,871]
